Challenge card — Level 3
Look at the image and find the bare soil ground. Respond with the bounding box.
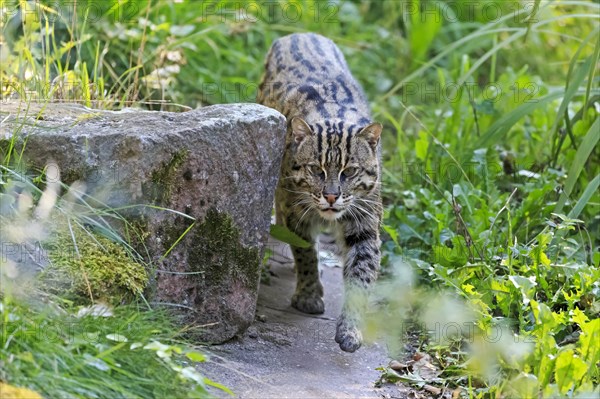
[197,234,405,398]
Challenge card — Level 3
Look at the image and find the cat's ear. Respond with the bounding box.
[357,122,382,149]
[290,117,313,144]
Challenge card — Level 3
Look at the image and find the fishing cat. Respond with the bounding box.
[257,33,382,352]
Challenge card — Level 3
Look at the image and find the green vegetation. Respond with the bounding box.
[40,222,149,305]
[1,0,598,398]
[189,208,260,290]
[147,149,189,204]
[1,300,228,398]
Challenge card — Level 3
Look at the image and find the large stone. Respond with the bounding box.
[0,102,286,343]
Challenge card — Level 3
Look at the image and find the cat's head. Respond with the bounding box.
[286,117,382,221]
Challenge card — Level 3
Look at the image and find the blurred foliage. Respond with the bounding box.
[1,0,599,397]
[0,300,227,398]
[0,168,227,398]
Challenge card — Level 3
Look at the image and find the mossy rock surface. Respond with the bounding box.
[39,224,148,305]
[4,102,287,343]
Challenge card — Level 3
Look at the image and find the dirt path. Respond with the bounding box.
[197,235,401,398]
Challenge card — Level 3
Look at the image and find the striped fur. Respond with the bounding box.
[257,33,383,353]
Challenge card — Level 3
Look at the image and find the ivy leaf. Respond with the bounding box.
[270,224,310,248]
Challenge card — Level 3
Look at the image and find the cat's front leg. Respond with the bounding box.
[284,213,325,314]
[335,226,380,352]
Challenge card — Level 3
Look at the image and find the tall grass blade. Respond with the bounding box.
[524,0,542,42]
[583,36,600,121]
[568,174,599,220]
[555,117,600,214]
[473,91,564,150]
[550,55,594,138]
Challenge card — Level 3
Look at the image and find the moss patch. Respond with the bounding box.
[146,149,188,204]
[188,208,260,292]
[39,224,148,305]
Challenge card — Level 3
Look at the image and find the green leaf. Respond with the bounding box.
[269,224,311,248]
[531,300,558,333]
[551,55,594,138]
[204,378,235,395]
[410,4,442,63]
[510,373,539,399]
[570,308,589,327]
[567,174,599,219]
[509,275,537,305]
[554,349,588,394]
[555,117,600,213]
[415,131,429,161]
[579,318,600,366]
[185,351,206,362]
[509,275,536,291]
[382,224,399,246]
[530,233,551,268]
[432,238,468,268]
[378,367,404,384]
[523,0,541,42]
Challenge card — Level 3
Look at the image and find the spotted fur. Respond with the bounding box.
[257,33,382,353]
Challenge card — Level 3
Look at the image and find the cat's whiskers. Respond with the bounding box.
[355,197,383,212]
[295,203,315,231]
[290,199,314,209]
[283,187,310,195]
[345,204,362,227]
[349,201,377,221]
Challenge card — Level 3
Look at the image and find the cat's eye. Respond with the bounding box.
[308,164,325,177]
[342,167,359,178]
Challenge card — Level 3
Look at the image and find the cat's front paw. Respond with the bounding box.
[335,317,362,352]
[291,292,325,314]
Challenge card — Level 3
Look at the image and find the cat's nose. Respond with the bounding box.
[324,193,339,205]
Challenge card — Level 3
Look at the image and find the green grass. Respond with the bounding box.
[0,299,227,398]
[1,0,598,398]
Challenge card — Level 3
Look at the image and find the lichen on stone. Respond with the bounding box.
[188,208,260,291]
[39,223,148,305]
